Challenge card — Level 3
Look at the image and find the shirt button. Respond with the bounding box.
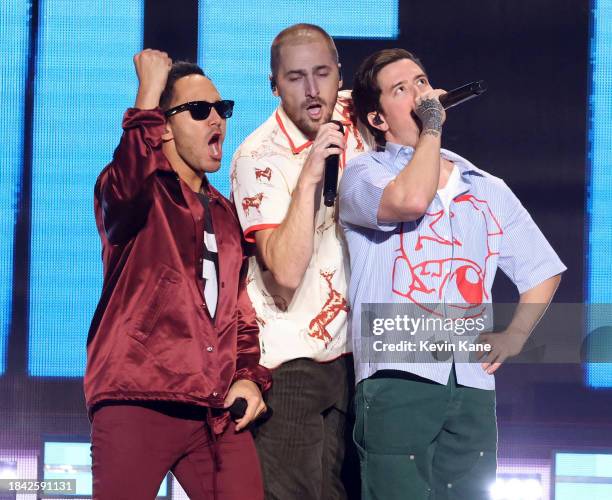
[201,303,207,309]
[206,346,214,352]
[212,391,219,397]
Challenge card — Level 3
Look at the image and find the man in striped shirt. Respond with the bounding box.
[339,49,565,499]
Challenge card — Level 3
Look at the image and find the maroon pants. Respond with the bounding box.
[91,402,263,500]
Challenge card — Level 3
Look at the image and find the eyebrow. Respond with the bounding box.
[389,73,428,91]
[284,64,333,77]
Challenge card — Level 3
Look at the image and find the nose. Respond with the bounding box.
[207,106,222,124]
[305,75,319,98]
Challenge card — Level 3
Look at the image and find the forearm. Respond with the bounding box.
[97,109,167,243]
[396,133,441,211]
[378,92,445,222]
[135,88,163,109]
[258,179,318,289]
[508,274,562,339]
[254,121,345,289]
[479,274,562,373]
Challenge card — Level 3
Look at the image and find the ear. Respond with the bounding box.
[367,111,388,133]
[161,120,174,142]
[337,63,343,89]
[269,74,279,96]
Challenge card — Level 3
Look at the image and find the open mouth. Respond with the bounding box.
[306,103,323,120]
[208,132,222,160]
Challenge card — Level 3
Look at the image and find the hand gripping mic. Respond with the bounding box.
[439,80,487,110]
[323,120,344,207]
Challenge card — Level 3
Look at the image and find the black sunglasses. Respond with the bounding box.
[164,100,234,120]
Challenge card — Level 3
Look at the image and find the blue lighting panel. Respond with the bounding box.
[28,0,143,376]
[554,452,612,499]
[43,441,169,496]
[0,1,29,375]
[198,0,399,195]
[586,0,612,387]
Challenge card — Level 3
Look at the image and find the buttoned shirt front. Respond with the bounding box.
[86,108,271,433]
[230,91,366,368]
[339,142,566,389]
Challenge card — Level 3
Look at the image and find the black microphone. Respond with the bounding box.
[323,120,344,207]
[439,80,487,110]
[228,397,248,419]
[227,397,274,424]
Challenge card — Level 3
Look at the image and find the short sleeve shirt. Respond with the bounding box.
[339,143,567,389]
[230,91,367,368]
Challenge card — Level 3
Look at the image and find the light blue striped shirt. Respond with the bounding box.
[339,142,566,389]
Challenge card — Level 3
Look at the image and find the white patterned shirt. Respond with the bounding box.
[230,91,366,368]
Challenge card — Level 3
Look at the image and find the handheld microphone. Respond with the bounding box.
[228,397,248,419]
[439,80,487,110]
[227,397,274,424]
[323,120,344,208]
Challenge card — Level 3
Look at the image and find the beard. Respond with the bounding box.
[288,98,334,140]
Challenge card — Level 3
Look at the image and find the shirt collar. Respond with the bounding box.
[384,142,486,179]
[274,100,354,155]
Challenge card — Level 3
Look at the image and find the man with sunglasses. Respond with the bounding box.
[86,49,270,499]
[230,24,365,499]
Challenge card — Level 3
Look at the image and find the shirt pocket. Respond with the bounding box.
[130,264,182,341]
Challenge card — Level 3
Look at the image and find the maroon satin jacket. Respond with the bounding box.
[85,108,270,431]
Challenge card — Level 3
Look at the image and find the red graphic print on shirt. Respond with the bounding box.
[241,193,264,216]
[255,167,272,182]
[308,270,349,346]
[392,195,503,317]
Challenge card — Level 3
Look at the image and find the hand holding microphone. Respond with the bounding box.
[413,80,487,135]
[323,120,344,207]
[299,121,345,203]
[415,89,447,137]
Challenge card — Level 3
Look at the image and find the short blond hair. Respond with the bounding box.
[270,23,339,81]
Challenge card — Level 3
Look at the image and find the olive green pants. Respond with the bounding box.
[353,368,497,500]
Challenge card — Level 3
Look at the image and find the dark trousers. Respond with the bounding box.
[91,402,263,500]
[253,356,358,500]
[354,368,497,500]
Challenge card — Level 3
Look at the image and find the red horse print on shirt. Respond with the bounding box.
[391,194,503,317]
[255,167,272,182]
[242,193,264,216]
[308,270,349,346]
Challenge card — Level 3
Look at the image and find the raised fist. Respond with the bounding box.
[133,49,172,109]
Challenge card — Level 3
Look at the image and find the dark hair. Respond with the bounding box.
[352,49,426,146]
[159,61,206,110]
[270,23,339,83]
